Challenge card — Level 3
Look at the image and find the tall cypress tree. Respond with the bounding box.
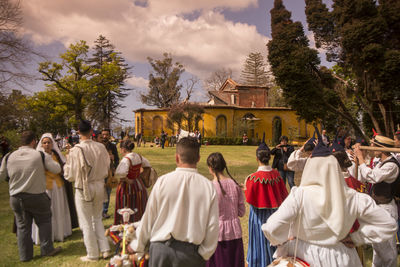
[268,0,365,136]
[305,0,400,136]
[87,35,131,129]
[240,52,269,86]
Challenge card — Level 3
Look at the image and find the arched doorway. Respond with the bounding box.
[272,116,282,145]
[152,116,163,136]
[216,115,227,136]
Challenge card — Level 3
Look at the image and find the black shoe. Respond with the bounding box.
[43,246,62,257]
[102,213,111,219]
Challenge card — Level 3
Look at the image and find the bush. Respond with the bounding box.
[203,137,251,145]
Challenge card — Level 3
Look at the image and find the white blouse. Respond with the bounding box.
[130,167,219,260]
[114,152,151,179]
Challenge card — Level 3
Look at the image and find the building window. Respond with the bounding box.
[152,116,163,136]
[216,115,227,137]
[137,117,140,134]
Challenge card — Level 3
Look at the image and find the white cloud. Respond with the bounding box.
[21,0,269,81]
[126,76,148,88]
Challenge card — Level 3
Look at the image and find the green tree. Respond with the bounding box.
[240,52,269,86]
[38,41,92,124]
[141,53,184,108]
[25,89,71,135]
[87,35,131,129]
[268,0,365,138]
[0,90,29,132]
[305,0,400,136]
[268,85,287,107]
[167,103,204,132]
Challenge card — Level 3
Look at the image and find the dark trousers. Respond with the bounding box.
[103,185,112,215]
[10,192,54,261]
[150,239,206,267]
[279,170,295,188]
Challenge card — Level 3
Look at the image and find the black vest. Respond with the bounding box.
[372,157,400,204]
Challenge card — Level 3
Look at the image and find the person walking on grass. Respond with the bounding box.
[206,152,245,267]
[0,131,62,262]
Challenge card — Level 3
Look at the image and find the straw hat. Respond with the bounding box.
[371,135,394,148]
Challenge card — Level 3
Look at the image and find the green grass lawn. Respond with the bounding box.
[0,145,396,266]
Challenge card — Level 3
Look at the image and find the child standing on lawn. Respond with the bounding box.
[206,152,246,267]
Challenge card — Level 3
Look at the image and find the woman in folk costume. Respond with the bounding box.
[206,152,245,267]
[262,129,397,267]
[32,133,78,244]
[114,139,151,224]
[245,133,288,267]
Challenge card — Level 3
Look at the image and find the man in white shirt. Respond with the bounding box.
[129,137,219,267]
[0,131,62,262]
[64,120,111,262]
[354,134,399,267]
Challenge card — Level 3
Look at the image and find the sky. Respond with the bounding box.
[18,0,332,127]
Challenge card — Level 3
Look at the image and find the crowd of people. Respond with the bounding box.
[0,121,400,267]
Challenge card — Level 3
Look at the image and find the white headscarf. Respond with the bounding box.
[37,133,66,164]
[300,155,356,240]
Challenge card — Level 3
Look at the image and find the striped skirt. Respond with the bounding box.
[114,179,148,225]
[246,206,276,267]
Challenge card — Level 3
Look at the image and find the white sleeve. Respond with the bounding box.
[114,157,130,179]
[130,179,160,253]
[358,162,399,184]
[287,150,307,172]
[44,152,61,174]
[141,156,151,168]
[198,187,219,260]
[350,193,397,246]
[63,148,80,182]
[262,189,299,246]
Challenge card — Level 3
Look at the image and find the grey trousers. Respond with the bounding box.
[149,239,206,267]
[10,192,54,261]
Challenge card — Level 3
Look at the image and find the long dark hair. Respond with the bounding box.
[206,152,239,195]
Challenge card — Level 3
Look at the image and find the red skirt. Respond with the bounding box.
[114,179,148,224]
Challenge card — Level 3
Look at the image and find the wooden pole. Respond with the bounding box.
[357,146,400,153]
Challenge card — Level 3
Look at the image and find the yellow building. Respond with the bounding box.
[134,79,315,144]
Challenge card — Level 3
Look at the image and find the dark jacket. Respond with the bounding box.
[271,145,294,171]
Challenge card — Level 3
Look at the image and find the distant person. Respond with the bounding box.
[0,131,62,262]
[271,136,295,188]
[206,152,245,267]
[321,129,330,146]
[136,132,142,147]
[242,133,248,145]
[129,137,219,266]
[160,130,167,149]
[64,120,111,262]
[101,128,119,219]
